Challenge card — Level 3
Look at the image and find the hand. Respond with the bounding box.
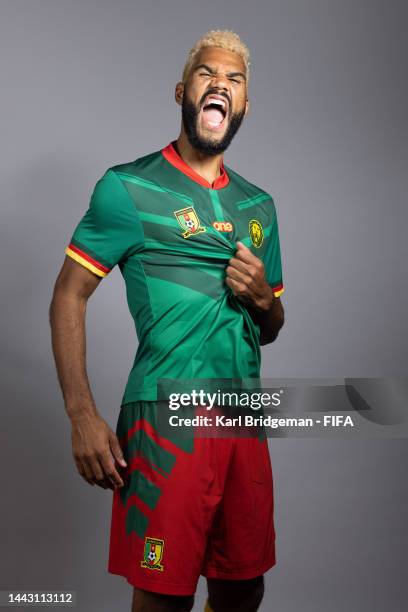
[225,241,274,311]
[71,411,128,490]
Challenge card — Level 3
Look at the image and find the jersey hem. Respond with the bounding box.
[121,389,159,405]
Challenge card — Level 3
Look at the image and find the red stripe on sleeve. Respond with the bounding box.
[67,243,110,273]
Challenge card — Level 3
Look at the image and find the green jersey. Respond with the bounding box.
[65,141,284,405]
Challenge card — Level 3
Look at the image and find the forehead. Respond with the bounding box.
[191,46,247,74]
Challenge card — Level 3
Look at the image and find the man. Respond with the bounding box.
[50,29,285,612]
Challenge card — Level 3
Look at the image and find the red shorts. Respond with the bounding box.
[108,401,276,596]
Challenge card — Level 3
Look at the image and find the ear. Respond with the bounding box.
[244,97,250,117]
[175,81,184,106]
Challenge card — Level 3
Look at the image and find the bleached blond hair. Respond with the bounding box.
[181,29,251,85]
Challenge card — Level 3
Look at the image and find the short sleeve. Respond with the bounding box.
[64,169,144,277]
[263,200,285,298]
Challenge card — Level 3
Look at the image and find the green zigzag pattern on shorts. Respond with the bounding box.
[117,402,194,538]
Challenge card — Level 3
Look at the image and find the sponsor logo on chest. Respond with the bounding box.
[212,220,234,232]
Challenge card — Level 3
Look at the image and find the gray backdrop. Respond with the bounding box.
[1,0,407,610]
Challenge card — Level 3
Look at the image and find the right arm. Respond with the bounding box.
[49,256,128,490]
[51,168,144,489]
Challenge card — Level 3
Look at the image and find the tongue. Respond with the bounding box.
[203,107,224,124]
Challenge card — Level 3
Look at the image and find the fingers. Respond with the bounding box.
[71,416,127,490]
[226,258,251,278]
[225,261,261,292]
[74,455,95,486]
[225,276,251,301]
[74,450,125,490]
[87,454,117,489]
[97,449,125,489]
[228,244,264,281]
[226,242,267,305]
[109,432,128,468]
[235,241,259,264]
[74,455,109,489]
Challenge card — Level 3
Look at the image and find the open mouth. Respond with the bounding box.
[201,96,228,129]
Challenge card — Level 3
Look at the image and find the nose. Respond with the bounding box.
[209,71,229,91]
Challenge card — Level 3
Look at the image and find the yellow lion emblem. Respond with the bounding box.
[249,219,264,248]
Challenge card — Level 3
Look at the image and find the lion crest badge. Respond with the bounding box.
[249,219,264,248]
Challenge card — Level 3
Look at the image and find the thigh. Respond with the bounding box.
[206,575,265,612]
[132,587,194,612]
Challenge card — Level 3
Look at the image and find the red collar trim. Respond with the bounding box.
[161,141,230,189]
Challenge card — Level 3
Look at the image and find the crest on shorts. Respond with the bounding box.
[141,536,164,571]
[249,219,264,248]
[174,206,206,238]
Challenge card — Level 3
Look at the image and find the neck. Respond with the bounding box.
[174,128,224,185]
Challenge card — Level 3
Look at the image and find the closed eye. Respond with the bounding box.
[200,72,242,84]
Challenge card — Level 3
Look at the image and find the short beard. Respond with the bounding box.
[181,91,246,156]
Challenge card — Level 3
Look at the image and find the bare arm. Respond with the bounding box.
[49,257,127,489]
[247,293,284,346]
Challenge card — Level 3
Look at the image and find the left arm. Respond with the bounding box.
[225,241,285,345]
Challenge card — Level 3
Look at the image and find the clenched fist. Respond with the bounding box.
[225,241,273,312]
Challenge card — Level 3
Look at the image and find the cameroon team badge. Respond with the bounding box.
[141,537,164,571]
[174,206,206,238]
[249,219,264,248]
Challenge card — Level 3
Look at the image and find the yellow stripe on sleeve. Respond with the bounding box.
[64,247,109,278]
[273,286,285,298]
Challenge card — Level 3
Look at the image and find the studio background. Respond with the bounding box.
[1,0,407,610]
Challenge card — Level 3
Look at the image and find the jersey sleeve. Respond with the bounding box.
[64,169,144,277]
[263,199,285,298]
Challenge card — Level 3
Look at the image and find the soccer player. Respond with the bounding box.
[50,30,285,612]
